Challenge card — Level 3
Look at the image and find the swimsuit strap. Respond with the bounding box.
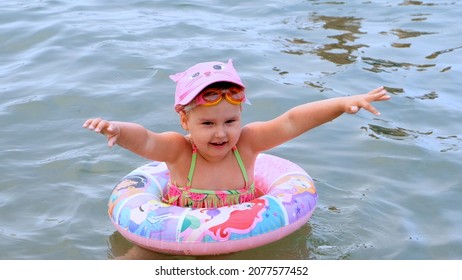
[186,144,251,189]
[186,144,198,188]
[232,146,250,186]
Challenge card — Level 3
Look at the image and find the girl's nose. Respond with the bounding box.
[214,125,226,138]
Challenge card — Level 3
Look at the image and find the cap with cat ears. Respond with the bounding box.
[170,59,245,108]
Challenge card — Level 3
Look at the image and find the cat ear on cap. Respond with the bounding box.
[169,71,186,82]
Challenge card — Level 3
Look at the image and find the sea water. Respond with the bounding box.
[1,0,461,260]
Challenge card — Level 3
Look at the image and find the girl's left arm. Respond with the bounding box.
[243,86,390,152]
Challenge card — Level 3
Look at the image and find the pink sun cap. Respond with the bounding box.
[170,59,246,108]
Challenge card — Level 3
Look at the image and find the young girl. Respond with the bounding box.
[83,59,390,208]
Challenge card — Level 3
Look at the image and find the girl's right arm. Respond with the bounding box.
[82,118,185,162]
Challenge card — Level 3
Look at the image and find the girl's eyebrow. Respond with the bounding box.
[196,113,240,122]
[197,117,214,122]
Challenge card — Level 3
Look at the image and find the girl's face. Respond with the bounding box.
[181,101,242,161]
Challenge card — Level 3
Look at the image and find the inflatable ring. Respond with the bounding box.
[108,153,317,256]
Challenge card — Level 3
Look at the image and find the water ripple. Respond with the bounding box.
[1,0,462,260]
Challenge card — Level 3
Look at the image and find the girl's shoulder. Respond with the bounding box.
[148,131,192,163]
[236,126,261,159]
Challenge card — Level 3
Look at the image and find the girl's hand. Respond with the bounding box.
[345,86,390,115]
[82,118,120,147]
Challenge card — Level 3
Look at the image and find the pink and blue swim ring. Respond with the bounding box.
[108,153,318,255]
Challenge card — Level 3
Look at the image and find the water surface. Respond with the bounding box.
[1,0,461,260]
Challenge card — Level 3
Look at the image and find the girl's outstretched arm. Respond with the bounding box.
[82,118,186,162]
[243,86,390,152]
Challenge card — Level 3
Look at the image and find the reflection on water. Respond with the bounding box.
[363,124,460,153]
[399,1,437,6]
[282,14,367,65]
[405,91,438,100]
[311,15,367,65]
[361,57,435,73]
[391,28,436,39]
[426,45,462,59]
[364,124,421,140]
[108,224,313,260]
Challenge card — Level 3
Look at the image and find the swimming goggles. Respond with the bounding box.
[194,88,246,106]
